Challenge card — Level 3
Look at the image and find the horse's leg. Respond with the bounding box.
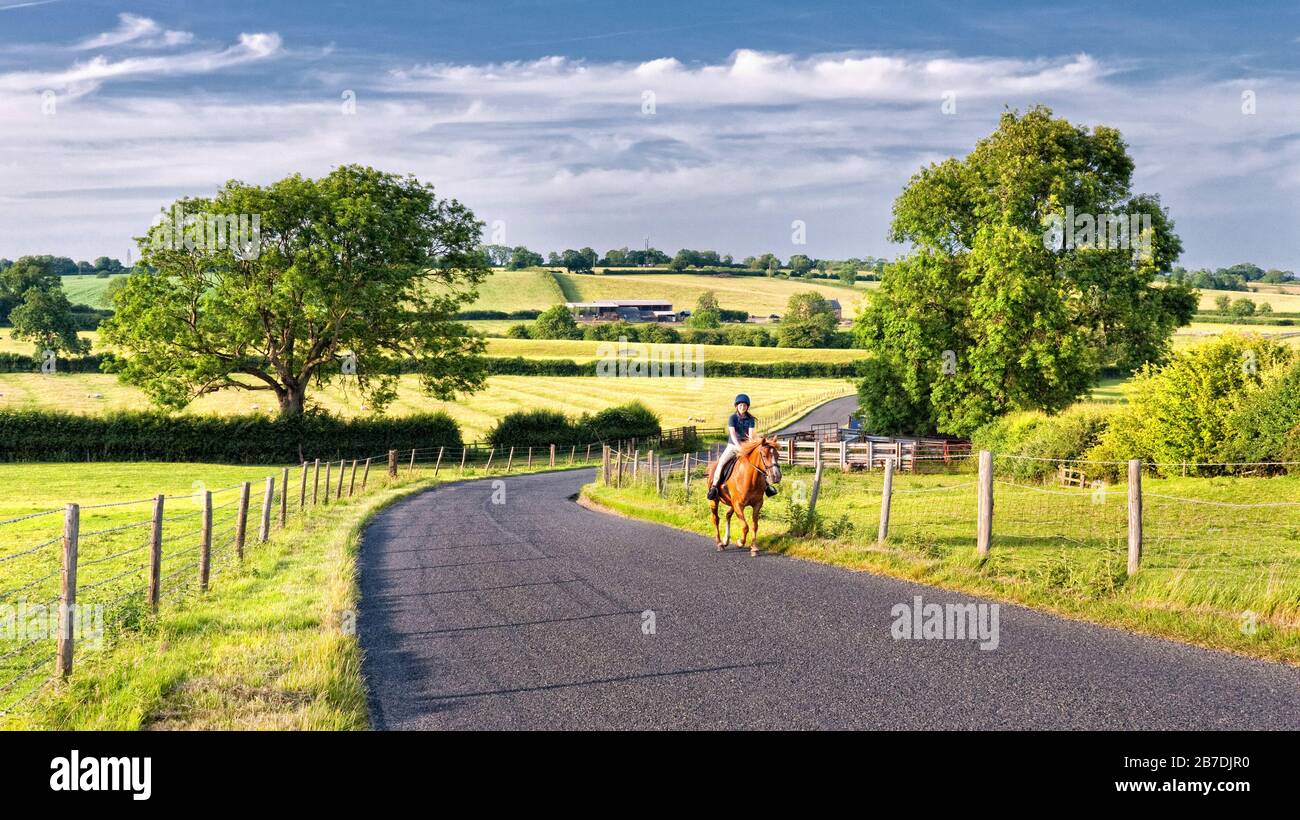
[749,502,762,557]
[711,500,723,549]
[724,506,733,547]
[738,503,751,549]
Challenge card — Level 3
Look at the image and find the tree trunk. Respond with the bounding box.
[279,385,306,417]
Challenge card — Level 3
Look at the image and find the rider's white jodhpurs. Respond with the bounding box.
[711,443,740,486]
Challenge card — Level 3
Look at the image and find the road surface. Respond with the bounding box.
[772,394,857,436]
[358,467,1300,730]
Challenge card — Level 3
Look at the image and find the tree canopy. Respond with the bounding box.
[102,165,489,417]
[854,106,1196,436]
[778,291,838,348]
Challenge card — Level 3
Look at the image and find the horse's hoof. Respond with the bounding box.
[716,542,724,551]
[750,548,758,557]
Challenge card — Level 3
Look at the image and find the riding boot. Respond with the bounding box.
[765,485,778,497]
[706,484,720,501]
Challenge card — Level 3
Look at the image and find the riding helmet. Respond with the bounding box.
[734,394,751,406]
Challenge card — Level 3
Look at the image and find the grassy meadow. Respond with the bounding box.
[584,464,1300,663]
[0,372,852,440]
[484,337,867,363]
[60,275,125,310]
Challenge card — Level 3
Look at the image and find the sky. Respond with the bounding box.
[1,0,1298,270]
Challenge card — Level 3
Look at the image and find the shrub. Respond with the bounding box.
[1224,360,1300,469]
[486,409,574,447]
[505,323,532,339]
[0,409,462,463]
[973,407,1111,481]
[531,305,582,340]
[1087,333,1293,475]
[485,401,661,448]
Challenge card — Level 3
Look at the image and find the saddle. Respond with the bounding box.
[715,456,739,485]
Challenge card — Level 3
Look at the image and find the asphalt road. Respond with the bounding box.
[358,468,1300,730]
[772,394,857,435]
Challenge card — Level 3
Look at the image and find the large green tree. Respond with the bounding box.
[102,165,489,417]
[855,106,1195,435]
[778,291,838,348]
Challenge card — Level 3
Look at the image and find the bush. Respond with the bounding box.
[973,407,1111,481]
[531,305,582,340]
[1087,333,1293,475]
[0,410,462,463]
[486,409,574,447]
[1224,360,1300,469]
[486,401,661,448]
[505,323,532,339]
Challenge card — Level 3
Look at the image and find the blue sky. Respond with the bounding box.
[2,0,1298,269]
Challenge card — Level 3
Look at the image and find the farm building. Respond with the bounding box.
[566,299,678,323]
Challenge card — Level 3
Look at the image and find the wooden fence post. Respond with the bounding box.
[683,453,692,498]
[527,447,533,469]
[632,450,639,480]
[867,440,875,469]
[813,440,822,471]
[977,450,993,558]
[280,467,289,527]
[459,447,468,474]
[312,458,321,504]
[808,461,823,522]
[839,441,848,472]
[602,446,610,485]
[259,476,274,543]
[349,460,358,497]
[323,461,333,504]
[234,481,251,560]
[486,447,496,472]
[408,449,416,476]
[587,443,593,462]
[505,446,513,472]
[147,495,163,611]
[616,450,624,487]
[337,459,346,499]
[878,457,894,544]
[1128,459,1143,576]
[56,503,79,679]
[569,445,575,464]
[550,443,556,468]
[361,457,372,491]
[387,450,397,478]
[433,447,444,476]
[199,491,212,592]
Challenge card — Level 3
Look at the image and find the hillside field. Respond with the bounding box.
[465,268,867,318]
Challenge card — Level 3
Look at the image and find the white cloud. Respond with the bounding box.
[0,46,1297,270]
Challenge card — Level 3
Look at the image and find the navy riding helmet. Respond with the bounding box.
[734,394,751,407]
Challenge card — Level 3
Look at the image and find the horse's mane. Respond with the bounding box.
[737,436,770,458]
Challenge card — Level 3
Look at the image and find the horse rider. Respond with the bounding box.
[707,393,778,501]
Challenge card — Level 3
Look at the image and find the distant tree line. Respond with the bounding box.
[0,255,130,278]
[1167,262,1295,292]
[476,243,890,282]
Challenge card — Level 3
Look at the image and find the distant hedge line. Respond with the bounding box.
[456,309,543,320]
[0,410,462,464]
[0,352,116,373]
[486,402,662,448]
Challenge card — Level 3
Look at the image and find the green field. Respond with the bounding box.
[484,337,867,363]
[1198,286,1300,313]
[0,373,852,440]
[59,275,125,310]
[0,329,100,355]
[585,464,1300,663]
[463,268,866,319]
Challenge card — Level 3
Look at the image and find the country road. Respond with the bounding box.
[357,463,1300,730]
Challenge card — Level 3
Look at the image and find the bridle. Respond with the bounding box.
[750,440,782,485]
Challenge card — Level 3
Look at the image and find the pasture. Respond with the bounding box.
[0,372,852,440]
[461,267,867,318]
[60,275,125,310]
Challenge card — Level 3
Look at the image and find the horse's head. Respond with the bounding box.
[749,435,782,486]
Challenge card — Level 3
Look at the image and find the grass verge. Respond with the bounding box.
[582,468,1300,665]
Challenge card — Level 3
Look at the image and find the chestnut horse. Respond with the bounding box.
[706,436,782,556]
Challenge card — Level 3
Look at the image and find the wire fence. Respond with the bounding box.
[598,442,1300,624]
[0,423,718,714]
